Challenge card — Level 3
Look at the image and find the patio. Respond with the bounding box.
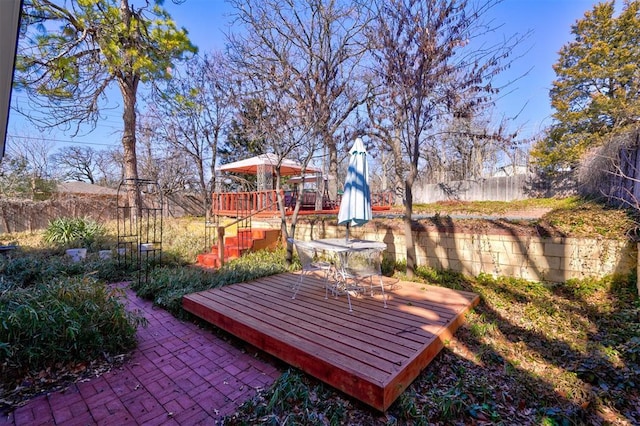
[183,271,479,411]
[2,284,281,426]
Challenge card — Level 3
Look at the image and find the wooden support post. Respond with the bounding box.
[217,226,225,267]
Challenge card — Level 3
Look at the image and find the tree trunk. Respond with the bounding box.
[404,178,416,278]
[117,0,141,215]
[121,86,138,181]
[206,129,219,222]
[284,220,294,265]
[328,142,338,198]
[404,129,420,278]
[120,78,141,215]
[195,155,207,219]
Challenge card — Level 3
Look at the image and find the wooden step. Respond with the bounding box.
[251,229,281,250]
[196,253,221,268]
[197,252,242,268]
[225,235,254,249]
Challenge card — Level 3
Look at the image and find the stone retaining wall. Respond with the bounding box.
[286,219,635,283]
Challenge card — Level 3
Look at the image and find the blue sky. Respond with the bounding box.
[8,0,605,152]
[487,0,607,139]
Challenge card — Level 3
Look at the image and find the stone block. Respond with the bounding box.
[432,245,448,259]
[450,247,473,262]
[542,268,567,283]
[518,240,545,256]
[519,267,544,282]
[526,254,561,271]
[544,242,567,257]
[437,236,456,249]
[474,251,499,266]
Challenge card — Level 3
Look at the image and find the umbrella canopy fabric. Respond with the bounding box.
[216,153,320,176]
[338,138,371,229]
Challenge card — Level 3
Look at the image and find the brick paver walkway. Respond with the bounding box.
[0,285,282,425]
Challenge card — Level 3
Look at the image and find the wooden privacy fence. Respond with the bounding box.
[0,192,204,234]
[0,195,117,234]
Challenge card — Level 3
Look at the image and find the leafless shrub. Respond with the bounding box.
[577,126,640,210]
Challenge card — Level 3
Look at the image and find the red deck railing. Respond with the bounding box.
[212,190,282,215]
[211,190,394,216]
[371,191,394,208]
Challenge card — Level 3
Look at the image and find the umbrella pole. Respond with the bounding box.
[346,223,350,242]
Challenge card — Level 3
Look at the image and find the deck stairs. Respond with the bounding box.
[196,227,281,268]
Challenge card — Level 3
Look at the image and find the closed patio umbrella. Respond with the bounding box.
[338,138,371,240]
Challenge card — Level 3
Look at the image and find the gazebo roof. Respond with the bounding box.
[216,153,320,176]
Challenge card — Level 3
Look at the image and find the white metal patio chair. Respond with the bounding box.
[289,238,333,300]
[336,247,388,311]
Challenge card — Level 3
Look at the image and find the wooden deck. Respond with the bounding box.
[183,272,479,411]
[211,189,393,218]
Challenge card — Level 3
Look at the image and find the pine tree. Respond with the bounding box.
[532,1,640,171]
[15,0,196,210]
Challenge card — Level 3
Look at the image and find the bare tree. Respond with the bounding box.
[0,154,31,197]
[0,137,55,199]
[50,144,123,187]
[220,97,269,167]
[367,0,524,277]
[578,126,640,210]
[51,146,100,184]
[435,114,519,181]
[137,116,200,197]
[151,52,236,216]
[231,71,323,263]
[94,148,124,188]
[1,135,55,199]
[227,0,372,199]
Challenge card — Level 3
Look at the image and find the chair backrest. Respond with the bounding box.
[289,239,317,270]
[341,248,382,278]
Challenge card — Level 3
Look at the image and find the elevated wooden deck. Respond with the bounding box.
[183,272,479,411]
[211,189,393,218]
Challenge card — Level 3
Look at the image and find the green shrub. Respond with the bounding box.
[131,248,289,317]
[0,252,133,291]
[0,255,81,290]
[83,256,138,283]
[43,217,106,249]
[133,266,212,315]
[0,276,146,379]
[381,254,396,276]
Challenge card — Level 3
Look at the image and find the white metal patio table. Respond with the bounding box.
[305,238,387,311]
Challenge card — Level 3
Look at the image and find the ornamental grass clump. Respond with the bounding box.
[43,217,106,249]
[0,276,146,381]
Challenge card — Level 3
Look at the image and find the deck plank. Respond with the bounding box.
[183,271,479,411]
